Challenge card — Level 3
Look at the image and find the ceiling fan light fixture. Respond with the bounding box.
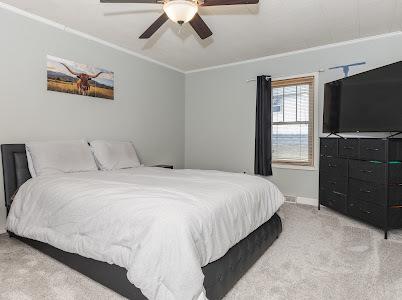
[163,0,198,24]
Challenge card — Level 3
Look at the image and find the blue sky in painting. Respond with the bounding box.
[47,55,114,87]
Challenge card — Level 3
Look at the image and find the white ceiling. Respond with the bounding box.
[2,0,402,72]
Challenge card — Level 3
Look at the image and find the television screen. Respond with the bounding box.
[323,61,402,133]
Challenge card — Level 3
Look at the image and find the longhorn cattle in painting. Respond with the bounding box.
[47,55,114,100]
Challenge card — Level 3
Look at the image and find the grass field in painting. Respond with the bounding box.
[47,79,114,100]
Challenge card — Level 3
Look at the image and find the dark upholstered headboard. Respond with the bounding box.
[1,144,31,214]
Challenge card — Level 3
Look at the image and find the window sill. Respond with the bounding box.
[272,163,317,171]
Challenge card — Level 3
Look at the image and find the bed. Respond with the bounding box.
[2,144,283,300]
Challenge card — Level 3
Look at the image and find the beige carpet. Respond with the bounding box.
[1,203,402,300]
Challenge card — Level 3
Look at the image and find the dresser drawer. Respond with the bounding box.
[320,138,338,157]
[359,139,387,161]
[389,163,402,184]
[388,184,402,206]
[320,190,347,214]
[349,160,386,183]
[348,198,386,228]
[349,178,386,206]
[339,138,359,159]
[320,157,348,178]
[389,207,402,228]
[389,139,402,161]
[320,177,347,195]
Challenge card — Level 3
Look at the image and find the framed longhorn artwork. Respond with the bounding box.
[47,55,114,100]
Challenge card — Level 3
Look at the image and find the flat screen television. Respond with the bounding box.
[323,61,402,133]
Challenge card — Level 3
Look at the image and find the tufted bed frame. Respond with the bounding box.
[1,144,282,300]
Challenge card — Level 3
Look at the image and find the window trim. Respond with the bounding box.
[271,73,319,170]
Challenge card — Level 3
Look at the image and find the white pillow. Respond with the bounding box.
[26,140,98,177]
[90,140,141,171]
[26,147,37,177]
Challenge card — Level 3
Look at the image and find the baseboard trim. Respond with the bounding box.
[285,196,318,207]
[297,197,318,206]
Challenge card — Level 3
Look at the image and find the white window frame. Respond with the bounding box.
[271,72,319,171]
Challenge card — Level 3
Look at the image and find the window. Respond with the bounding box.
[272,76,315,166]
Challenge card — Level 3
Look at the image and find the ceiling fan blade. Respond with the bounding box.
[100,0,159,3]
[139,13,169,39]
[201,0,258,6]
[189,13,212,40]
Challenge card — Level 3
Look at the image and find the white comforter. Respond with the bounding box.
[7,167,284,300]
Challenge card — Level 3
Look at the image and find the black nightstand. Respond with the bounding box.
[152,164,174,169]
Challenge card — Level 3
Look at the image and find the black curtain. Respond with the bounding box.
[254,75,273,176]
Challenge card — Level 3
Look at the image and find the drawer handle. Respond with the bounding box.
[344,146,354,150]
[366,148,380,151]
[328,164,337,168]
[360,169,373,174]
[333,191,343,196]
[359,189,372,193]
[350,203,372,214]
[329,181,337,185]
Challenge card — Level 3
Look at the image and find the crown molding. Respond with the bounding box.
[0,2,185,73]
[1,2,401,75]
[186,31,402,74]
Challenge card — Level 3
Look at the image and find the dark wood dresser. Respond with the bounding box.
[319,137,402,238]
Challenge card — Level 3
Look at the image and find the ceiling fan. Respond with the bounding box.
[100,0,259,40]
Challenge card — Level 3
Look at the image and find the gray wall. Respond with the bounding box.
[0,8,185,231]
[185,32,402,201]
[2,5,402,232]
